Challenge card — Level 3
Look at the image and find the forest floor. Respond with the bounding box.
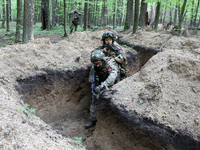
[0,22,200,48]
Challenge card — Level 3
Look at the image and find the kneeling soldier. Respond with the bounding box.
[85,50,121,129]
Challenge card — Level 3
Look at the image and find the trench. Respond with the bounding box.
[14,47,171,150]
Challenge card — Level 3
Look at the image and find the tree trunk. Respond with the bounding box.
[15,0,22,43]
[162,9,166,24]
[149,5,155,25]
[1,0,5,28]
[41,0,50,30]
[88,0,92,27]
[113,0,117,29]
[6,0,10,31]
[169,3,172,23]
[121,0,125,26]
[193,0,200,28]
[132,0,139,34]
[52,0,56,27]
[190,0,195,27]
[178,0,187,35]
[124,0,133,30]
[9,0,11,21]
[139,0,147,27]
[101,0,107,26]
[83,0,88,31]
[34,0,39,24]
[63,0,67,37]
[173,3,178,25]
[23,0,34,44]
[154,2,161,32]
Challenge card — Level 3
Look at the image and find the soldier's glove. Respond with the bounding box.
[94,85,103,94]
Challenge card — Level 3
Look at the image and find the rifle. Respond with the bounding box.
[91,69,96,104]
[105,44,119,55]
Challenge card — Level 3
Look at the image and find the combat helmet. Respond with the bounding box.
[90,50,106,62]
[101,32,116,44]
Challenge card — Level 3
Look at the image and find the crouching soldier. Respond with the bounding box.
[85,50,121,129]
[94,31,127,79]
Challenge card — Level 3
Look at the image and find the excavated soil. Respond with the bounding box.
[1,27,200,150]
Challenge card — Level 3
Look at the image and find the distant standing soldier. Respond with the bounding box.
[85,50,121,129]
[94,31,127,79]
[68,8,81,34]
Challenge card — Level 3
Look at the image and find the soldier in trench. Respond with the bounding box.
[68,8,81,34]
[93,31,127,79]
[85,50,122,129]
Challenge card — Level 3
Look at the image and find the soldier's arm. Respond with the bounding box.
[101,63,119,88]
[114,45,125,56]
[68,12,73,16]
[88,66,94,83]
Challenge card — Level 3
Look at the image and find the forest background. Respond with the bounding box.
[0,0,200,46]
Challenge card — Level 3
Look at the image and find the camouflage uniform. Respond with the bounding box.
[68,9,81,34]
[85,50,121,129]
[94,32,127,79]
[94,32,125,57]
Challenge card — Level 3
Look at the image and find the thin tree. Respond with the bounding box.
[41,0,50,30]
[190,0,195,27]
[124,0,133,30]
[154,1,161,32]
[23,0,34,44]
[6,0,10,31]
[101,0,107,26]
[52,0,56,27]
[132,0,140,34]
[113,0,117,29]
[15,0,22,43]
[139,0,147,27]
[173,3,178,25]
[63,0,67,37]
[83,0,88,31]
[1,0,5,28]
[193,0,200,28]
[178,0,187,35]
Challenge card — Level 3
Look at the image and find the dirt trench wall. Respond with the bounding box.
[14,49,142,149]
[84,107,176,150]
[15,68,91,124]
[99,94,199,150]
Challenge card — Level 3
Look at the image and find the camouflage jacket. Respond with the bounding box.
[89,59,120,88]
[68,11,81,23]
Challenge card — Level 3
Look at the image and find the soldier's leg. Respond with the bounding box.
[70,24,74,34]
[75,25,78,31]
[85,103,97,129]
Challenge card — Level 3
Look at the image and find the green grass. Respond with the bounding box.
[0,21,83,37]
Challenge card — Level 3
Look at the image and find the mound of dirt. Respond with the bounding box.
[102,31,200,149]
[0,28,200,150]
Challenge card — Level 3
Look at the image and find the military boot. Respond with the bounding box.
[85,121,96,129]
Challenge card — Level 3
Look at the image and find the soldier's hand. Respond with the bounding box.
[94,85,103,94]
[105,44,111,50]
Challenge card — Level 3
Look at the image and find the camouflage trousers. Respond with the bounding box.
[70,23,78,34]
[88,104,97,122]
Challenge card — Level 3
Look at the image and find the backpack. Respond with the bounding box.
[107,55,127,80]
